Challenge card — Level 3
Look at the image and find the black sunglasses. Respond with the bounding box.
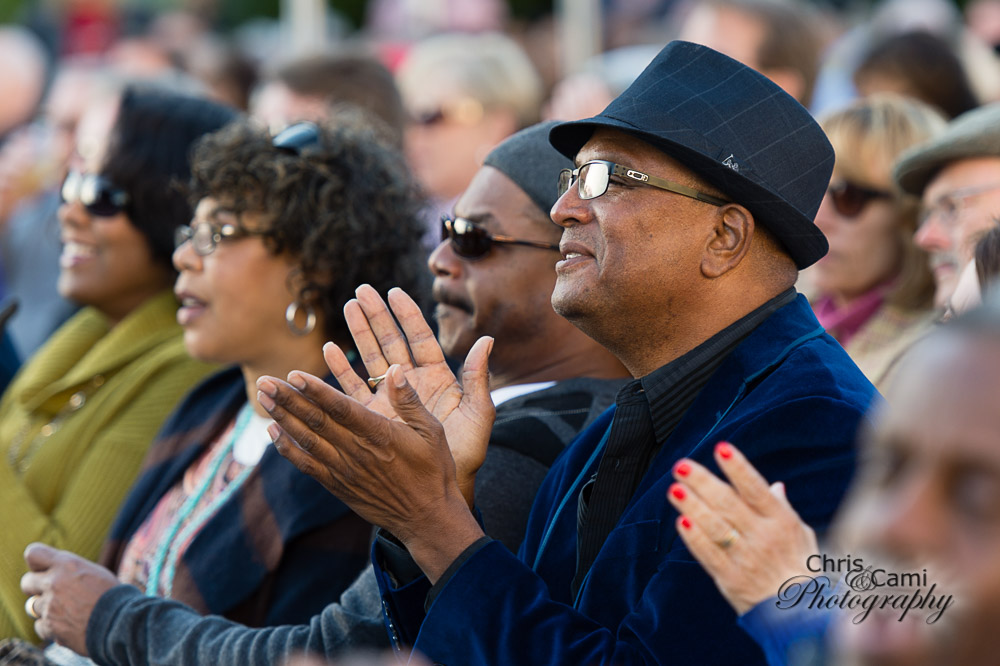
[60,170,129,217]
[827,181,893,218]
[272,121,321,155]
[441,215,560,261]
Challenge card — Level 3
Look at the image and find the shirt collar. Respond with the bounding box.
[638,288,797,444]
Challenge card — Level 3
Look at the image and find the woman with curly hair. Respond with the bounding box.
[21,117,430,642]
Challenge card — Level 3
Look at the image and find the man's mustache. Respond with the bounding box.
[432,288,474,316]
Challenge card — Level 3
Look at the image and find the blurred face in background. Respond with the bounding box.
[832,333,1000,665]
[250,80,328,134]
[400,78,517,203]
[812,176,903,304]
[57,97,173,322]
[917,157,1000,307]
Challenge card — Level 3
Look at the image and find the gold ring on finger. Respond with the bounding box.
[718,528,740,550]
[367,373,388,390]
[24,595,40,619]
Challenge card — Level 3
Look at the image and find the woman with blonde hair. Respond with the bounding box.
[807,93,947,390]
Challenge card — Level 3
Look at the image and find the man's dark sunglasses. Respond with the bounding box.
[60,170,129,217]
[272,121,321,154]
[827,181,893,218]
[441,215,560,261]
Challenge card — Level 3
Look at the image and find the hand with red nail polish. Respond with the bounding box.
[666,443,818,615]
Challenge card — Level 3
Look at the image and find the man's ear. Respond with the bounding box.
[701,204,754,278]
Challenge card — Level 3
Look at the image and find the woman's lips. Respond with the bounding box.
[176,294,207,326]
[59,241,97,268]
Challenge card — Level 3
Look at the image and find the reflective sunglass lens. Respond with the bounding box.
[60,171,81,204]
[831,186,863,218]
[60,171,126,217]
[451,218,491,259]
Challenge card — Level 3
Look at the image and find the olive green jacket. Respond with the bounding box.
[0,290,216,641]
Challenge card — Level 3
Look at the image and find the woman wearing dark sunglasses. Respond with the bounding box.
[0,85,235,640]
[20,117,429,650]
[806,94,946,390]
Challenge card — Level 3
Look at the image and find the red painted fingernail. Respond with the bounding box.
[670,484,686,501]
[674,461,691,477]
[716,442,733,460]
[680,516,692,530]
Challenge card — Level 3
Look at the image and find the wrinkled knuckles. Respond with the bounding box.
[294,430,323,454]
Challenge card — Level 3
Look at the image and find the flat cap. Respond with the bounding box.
[893,102,1000,196]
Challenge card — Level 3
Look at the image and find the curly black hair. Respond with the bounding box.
[187,116,430,342]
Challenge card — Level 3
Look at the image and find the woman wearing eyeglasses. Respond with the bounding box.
[0,86,235,640]
[41,117,429,634]
[806,94,946,391]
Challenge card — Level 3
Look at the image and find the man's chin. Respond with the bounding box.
[550,280,591,322]
[933,272,960,310]
[435,321,475,362]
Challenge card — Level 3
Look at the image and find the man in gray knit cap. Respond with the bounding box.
[20,123,628,664]
[894,103,1000,307]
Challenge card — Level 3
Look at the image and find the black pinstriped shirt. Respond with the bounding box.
[571,288,797,598]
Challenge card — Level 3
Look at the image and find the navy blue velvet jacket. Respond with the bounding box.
[375,295,877,665]
[100,366,371,628]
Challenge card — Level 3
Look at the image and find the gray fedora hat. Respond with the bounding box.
[549,41,834,269]
[893,102,1000,197]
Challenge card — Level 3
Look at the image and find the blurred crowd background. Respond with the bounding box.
[3,0,1000,367]
[2,0,1000,662]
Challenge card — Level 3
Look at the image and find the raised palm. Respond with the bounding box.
[299,285,494,501]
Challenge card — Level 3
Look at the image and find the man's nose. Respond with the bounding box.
[551,184,594,229]
[914,214,952,253]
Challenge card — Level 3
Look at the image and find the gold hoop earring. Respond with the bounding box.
[285,302,316,336]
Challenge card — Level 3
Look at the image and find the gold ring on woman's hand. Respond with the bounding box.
[719,528,740,550]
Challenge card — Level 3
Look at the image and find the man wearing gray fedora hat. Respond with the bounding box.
[894,102,1000,308]
[257,41,876,665]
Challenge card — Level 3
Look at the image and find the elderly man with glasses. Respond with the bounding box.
[895,103,1000,309]
[240,41,880,665]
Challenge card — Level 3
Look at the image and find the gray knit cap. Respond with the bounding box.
[483,120,572,215]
